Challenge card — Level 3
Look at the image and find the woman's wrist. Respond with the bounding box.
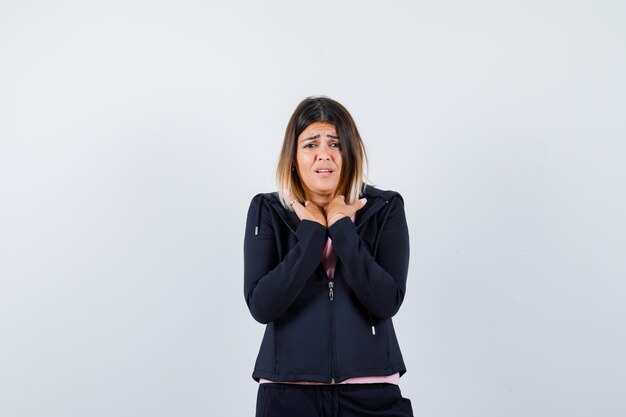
[327,212,348,227]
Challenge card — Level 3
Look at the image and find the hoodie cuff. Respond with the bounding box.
[296,219,328,244]
[327,216,356,241]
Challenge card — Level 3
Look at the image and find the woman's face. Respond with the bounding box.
[296,122,343,201]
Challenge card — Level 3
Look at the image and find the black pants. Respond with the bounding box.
[256,383,413,417]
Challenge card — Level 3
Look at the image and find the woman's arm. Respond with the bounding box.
[243,194,327,324]
[328,195,410,319]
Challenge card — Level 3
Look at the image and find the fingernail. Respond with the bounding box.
[283,188,290,196]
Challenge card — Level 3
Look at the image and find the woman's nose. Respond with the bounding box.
[317,145,331,160]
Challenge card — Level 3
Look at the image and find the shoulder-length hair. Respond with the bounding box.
[276,96,369,209]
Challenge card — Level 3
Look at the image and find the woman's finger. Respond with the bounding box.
[355,198,367,210]
[283,189,301,208]
[283,189,305,218]
[332,197,367,215]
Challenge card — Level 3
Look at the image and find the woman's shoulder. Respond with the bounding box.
[247,191,283,212]
[250,191,280,202]
[361,184,404,202]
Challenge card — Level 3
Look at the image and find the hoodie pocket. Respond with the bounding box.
[273,282,331,377]
[334,295,389,375]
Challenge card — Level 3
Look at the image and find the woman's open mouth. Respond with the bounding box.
[315,169,334,176]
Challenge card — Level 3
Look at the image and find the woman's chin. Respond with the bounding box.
[310,187,338,197]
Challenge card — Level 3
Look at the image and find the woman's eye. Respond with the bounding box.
[302,142,340,149]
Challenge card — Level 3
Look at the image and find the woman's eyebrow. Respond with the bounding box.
[302,134,320,142]
[302,134,339,142]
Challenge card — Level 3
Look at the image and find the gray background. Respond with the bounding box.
[1,1,625,416]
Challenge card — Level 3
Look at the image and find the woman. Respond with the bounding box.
[244,96,413,417]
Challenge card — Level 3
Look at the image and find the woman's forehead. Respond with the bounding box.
[299,122,337,137]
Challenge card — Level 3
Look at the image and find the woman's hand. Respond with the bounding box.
[283,189,327,227]
[325,195,367,227]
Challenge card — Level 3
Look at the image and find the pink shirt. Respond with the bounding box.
[261,215,400,385]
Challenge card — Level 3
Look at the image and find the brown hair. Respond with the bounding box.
[276,96,369,208]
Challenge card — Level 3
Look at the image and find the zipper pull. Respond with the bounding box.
[371,325,376,335]
[328,281,334,301]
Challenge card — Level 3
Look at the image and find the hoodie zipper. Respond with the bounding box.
[328,278,336,384]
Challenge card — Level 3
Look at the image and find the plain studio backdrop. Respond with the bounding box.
[1,1,625,416]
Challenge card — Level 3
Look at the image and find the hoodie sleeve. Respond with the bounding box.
[328,194,410,319]
[243,194,327,324]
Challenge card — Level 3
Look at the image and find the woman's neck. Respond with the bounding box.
[307,192,336,210]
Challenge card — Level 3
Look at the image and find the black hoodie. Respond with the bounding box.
[243,185,410,383]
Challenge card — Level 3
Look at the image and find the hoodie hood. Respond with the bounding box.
[254,185,403,237]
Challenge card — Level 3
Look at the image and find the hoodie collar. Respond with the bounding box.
[262,186,396,235]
